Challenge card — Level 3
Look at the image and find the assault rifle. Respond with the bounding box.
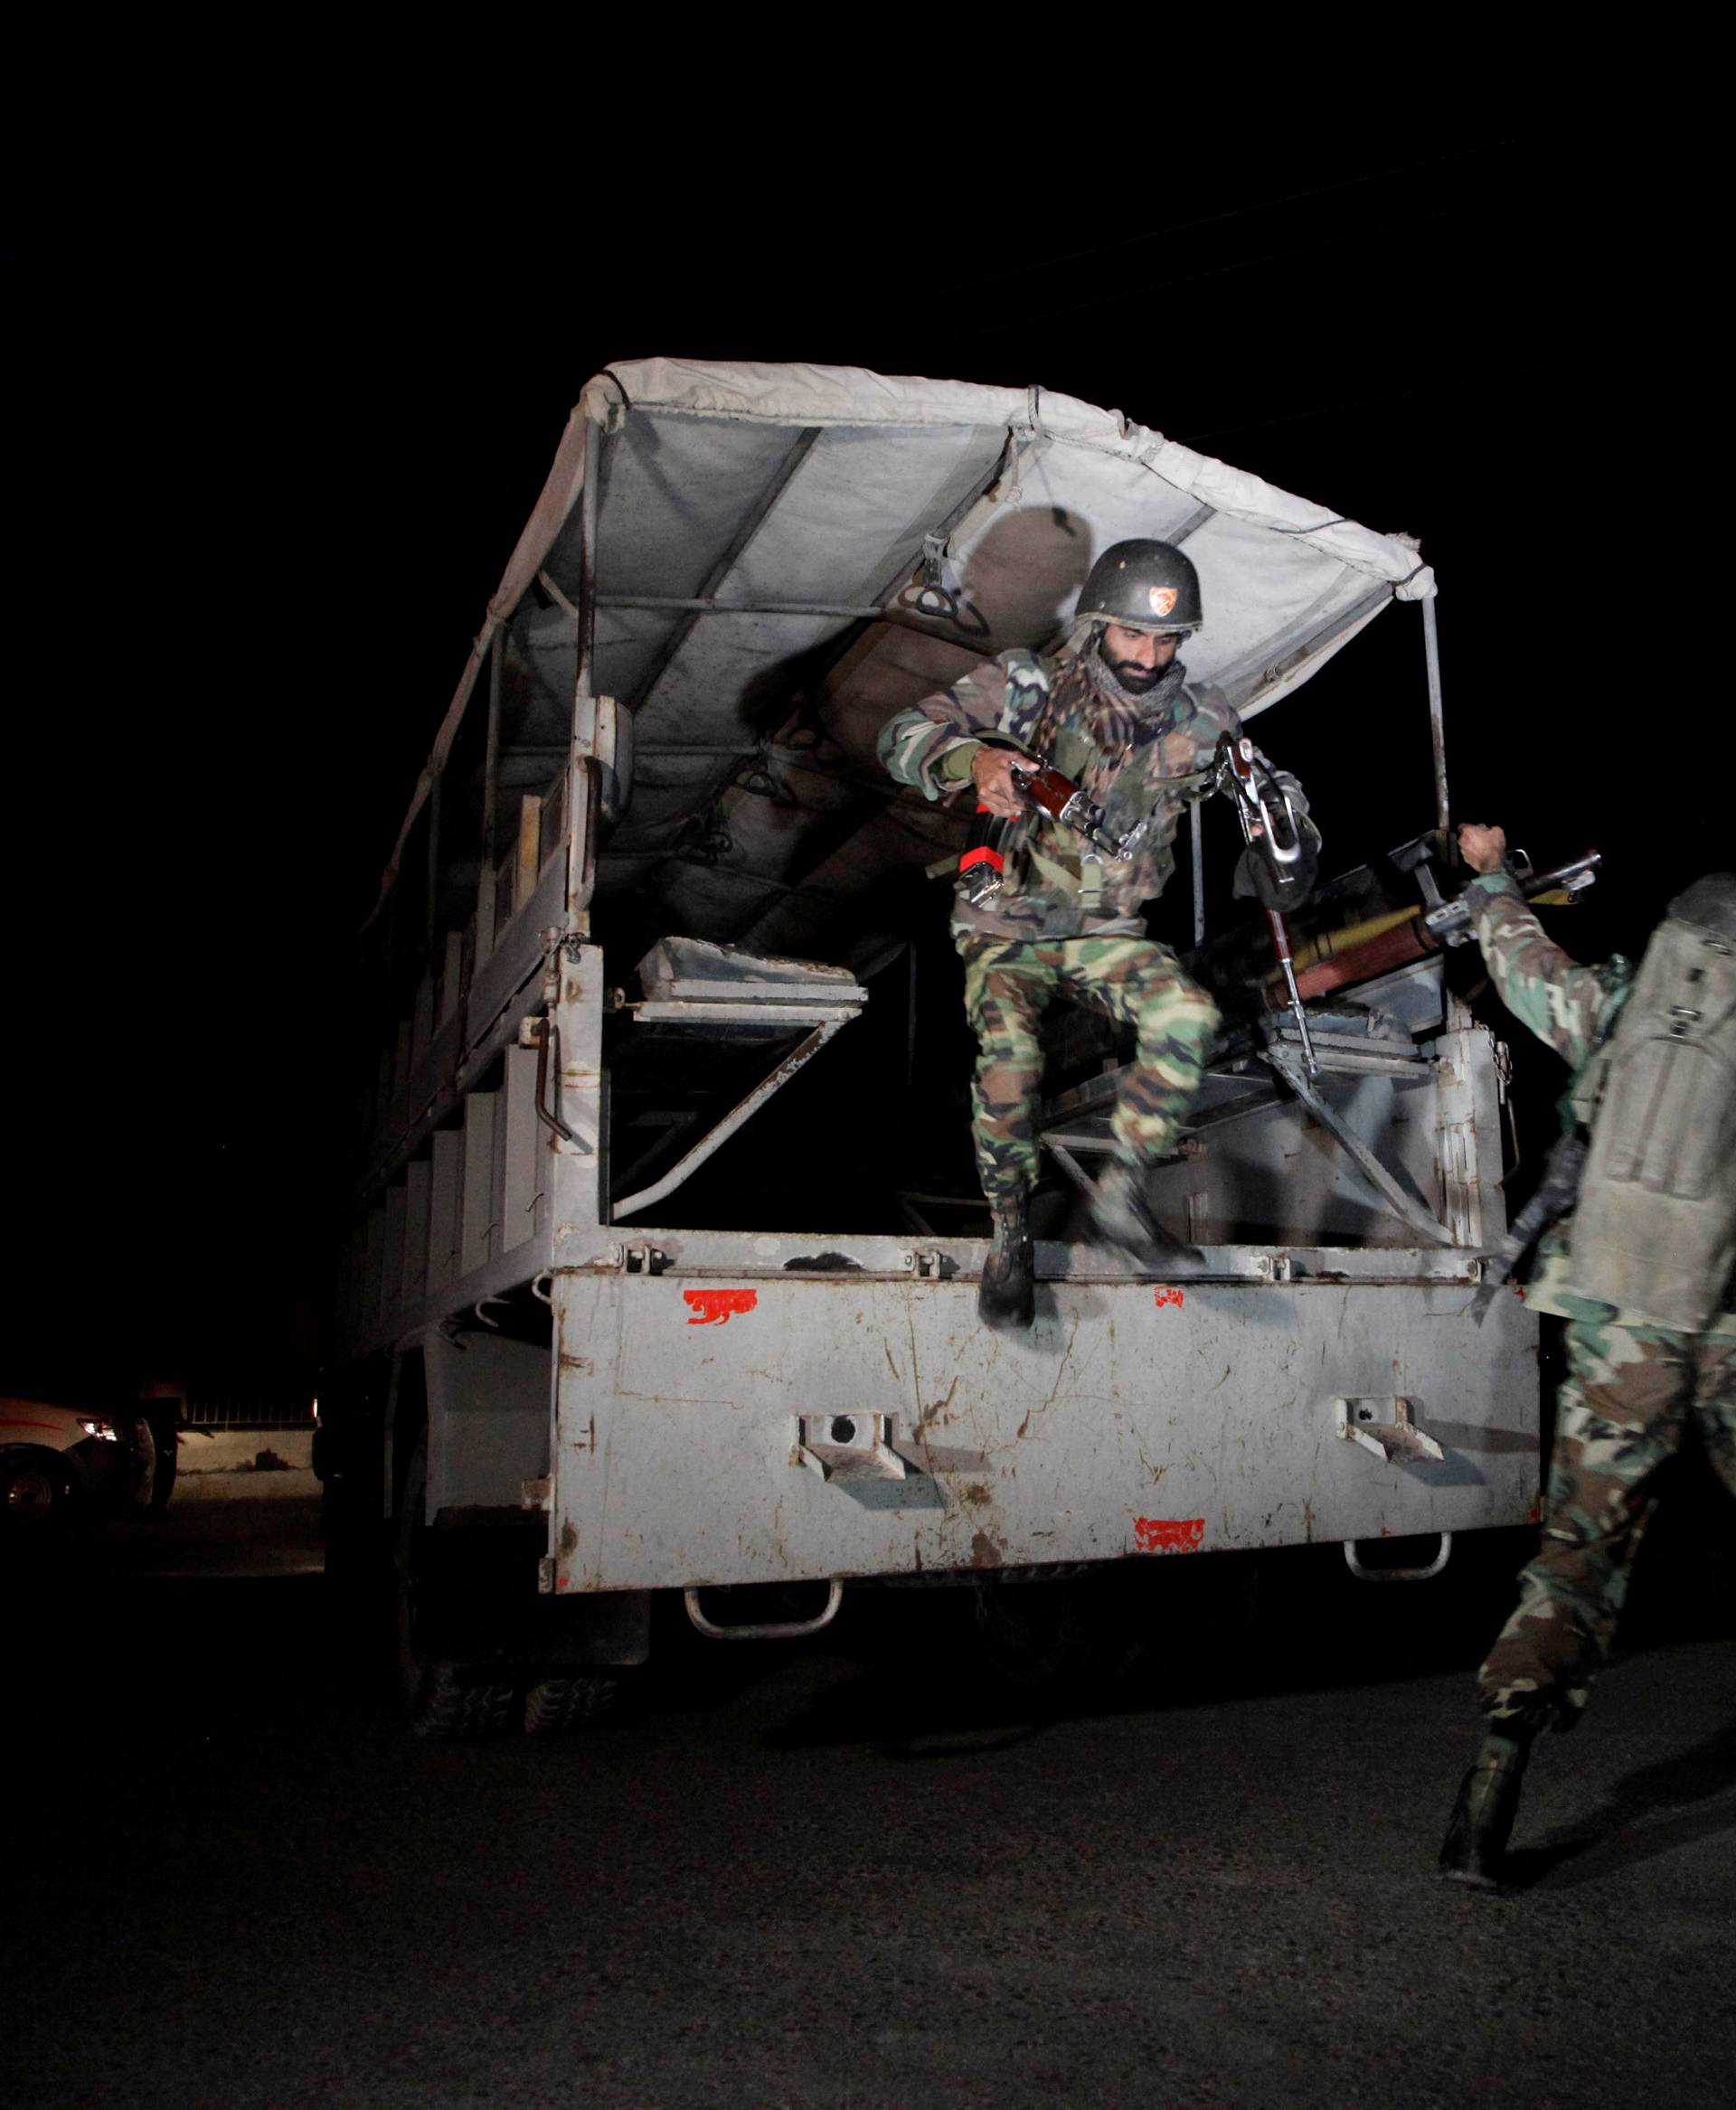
[1013,760,1133,861]
[957,740,1132,907]
[1396,840,1602,947]
[1471,1129,1589,1325]
[1215,734,1317,1075]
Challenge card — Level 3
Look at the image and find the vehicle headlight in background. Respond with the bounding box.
[79,1418,119,1442]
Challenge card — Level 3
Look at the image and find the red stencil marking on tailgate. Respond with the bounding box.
[1134,1516,1205,1554]
[684,1289,759,1326]
[1152,1286,1185,1308]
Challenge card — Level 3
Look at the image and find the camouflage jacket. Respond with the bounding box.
[1467,869,1736,1336]
[878,646,1252,941]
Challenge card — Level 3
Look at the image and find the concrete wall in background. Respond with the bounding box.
[176,1428,316,1484]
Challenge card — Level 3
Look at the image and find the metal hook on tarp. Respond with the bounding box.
[893,570,989,638]
[732,744,797,807]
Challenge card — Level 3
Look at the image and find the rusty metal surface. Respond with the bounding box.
[568,1234,1485,1286]
[549,1270,1538,1596]
[1266,1046,1454,1246]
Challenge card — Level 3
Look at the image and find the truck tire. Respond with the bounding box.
[412,1662,522,1740]
[524,1672,618,1736]
[395,1435,520,1740]
[1,1451,71,1528]
[146,1411,179,1512]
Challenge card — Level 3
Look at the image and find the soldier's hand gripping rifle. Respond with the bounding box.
[1215,734,1320,1075]
[1417,848,1602,947]
[958,739,1133,907]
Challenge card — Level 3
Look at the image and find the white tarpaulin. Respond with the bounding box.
[374,358,1433,942]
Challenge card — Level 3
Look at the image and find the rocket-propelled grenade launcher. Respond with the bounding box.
[1288,843,1603,1004]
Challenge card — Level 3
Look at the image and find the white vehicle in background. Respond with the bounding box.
[1,1395,156,1527]
[316,358,1554,1737]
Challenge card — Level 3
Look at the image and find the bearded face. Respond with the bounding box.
[1097,620,1180,695]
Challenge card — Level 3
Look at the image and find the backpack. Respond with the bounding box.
[1571,909,1736,1330]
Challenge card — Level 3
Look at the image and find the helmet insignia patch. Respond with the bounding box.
[1148,586,1179,617]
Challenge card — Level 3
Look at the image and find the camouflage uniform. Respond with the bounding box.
[879,645,1285,1209]
[959,932,1219,1204]
[1465,870,1736,1725]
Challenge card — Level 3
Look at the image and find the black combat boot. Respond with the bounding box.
[978,1193,1035,1333]
[1088,1152,1206,1273]
[1438,1721,1538,1889]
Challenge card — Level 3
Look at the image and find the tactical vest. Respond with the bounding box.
[1570,909,1736,1330]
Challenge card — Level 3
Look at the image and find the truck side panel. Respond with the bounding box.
[549,1273,1538,1593]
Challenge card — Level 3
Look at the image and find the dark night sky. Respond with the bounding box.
[7,139,1701,1399]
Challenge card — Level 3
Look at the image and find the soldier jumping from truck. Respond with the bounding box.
[879,538,1317,1333]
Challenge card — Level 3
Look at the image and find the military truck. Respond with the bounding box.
[321,358,1543,1736]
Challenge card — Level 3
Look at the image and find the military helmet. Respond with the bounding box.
[1667,873,1736,945]
[1076,539,1203,634]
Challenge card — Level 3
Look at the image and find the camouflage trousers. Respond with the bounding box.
[957,932,1220,1209]
[1479,1318,1736,1725]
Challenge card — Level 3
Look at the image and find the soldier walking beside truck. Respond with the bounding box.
[879,539,1316,1332]
[1439,823,1736,1888]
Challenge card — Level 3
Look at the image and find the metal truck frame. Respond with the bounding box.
[326,360,1540,1735]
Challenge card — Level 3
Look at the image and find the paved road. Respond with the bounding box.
[104,1471,326,1576]
[8,1482,1733,2107]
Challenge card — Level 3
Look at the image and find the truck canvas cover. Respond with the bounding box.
[375,357,1435,958]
